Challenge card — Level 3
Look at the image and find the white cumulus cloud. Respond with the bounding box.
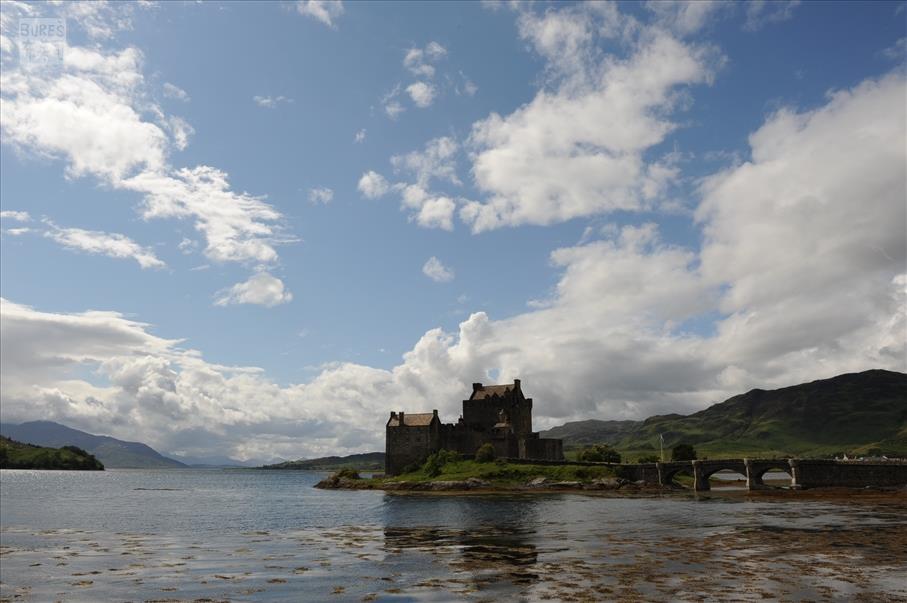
[461,7,721,232]
[215,272,293,308]
[357,170,390,199]
[0,29,291,271]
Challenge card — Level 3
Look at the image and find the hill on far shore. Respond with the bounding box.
[541,369,907,459]
[0,435,104,470]
[261,452,385,471]
[0,421,186,469]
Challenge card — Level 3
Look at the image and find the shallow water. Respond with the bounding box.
[2,468,905,601]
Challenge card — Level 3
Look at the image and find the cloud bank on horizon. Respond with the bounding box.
[0,1,904,462]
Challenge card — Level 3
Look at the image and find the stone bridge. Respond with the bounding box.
[627,458,907,491]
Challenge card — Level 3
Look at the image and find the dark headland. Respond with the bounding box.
[0,436,104,471]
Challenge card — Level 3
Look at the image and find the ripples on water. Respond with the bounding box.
[1,468,905,601]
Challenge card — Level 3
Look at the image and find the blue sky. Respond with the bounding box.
[1,1,904,461]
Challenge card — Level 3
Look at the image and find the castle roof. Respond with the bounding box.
[387,412,435,427]
[471,383,515,400]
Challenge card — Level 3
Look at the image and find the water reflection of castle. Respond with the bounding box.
[383,525,540,587]
[385,380,564,475]
[382,495,543,592]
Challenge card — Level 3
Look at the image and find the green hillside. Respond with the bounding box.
[542,370,907,459]
[0,436,104,470]
[541,419,643,447]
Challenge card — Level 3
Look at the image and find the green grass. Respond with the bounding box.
[0,436,104,470]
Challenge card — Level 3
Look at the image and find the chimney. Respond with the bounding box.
[390,411,397,418]
[513,379,521,390]
[432,409,438,418]
[399,411,404,425]
[473,382,483,392]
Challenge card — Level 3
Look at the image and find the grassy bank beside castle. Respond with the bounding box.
[319,447,623,490]
[381,458,617,485]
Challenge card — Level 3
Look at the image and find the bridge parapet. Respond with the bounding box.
[649,458,906,491]
[497,457,907,490]
[789,459,907,489]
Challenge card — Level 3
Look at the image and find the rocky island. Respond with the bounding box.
[316,455,907,496]
[316,455,643,493]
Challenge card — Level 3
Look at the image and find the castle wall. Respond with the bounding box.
[385,424,435,476]
[491,432,520,459]
[440,423,483,455]
[462,396,533,437]
[522,437,564,461]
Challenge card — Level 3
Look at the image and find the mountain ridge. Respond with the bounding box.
[261,452,385,471]
[0,421,186,469]
[541,369,907,458]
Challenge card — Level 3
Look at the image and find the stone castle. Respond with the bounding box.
[385,379,564,475]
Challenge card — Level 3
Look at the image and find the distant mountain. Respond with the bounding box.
[169,453,276,468]
[0,421,186,469]
[261,452,385,471]
[0,436,104,470]
[541,370,907,458]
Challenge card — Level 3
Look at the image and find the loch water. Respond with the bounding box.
[2,468,906,602]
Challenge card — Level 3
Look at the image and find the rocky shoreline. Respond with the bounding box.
[315,474,657,492]
[315,473,907,499]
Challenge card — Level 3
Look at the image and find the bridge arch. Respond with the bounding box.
[692,460,748,491]
[746,461,793,489]
[700,463,748,481]
[703,467,748,487]
[659,463,692,486]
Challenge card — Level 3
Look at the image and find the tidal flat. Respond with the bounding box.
[1,469,905,602]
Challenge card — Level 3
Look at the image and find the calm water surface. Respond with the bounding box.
[2,469,905,602]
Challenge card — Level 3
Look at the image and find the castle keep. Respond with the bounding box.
[385,379,564,475]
